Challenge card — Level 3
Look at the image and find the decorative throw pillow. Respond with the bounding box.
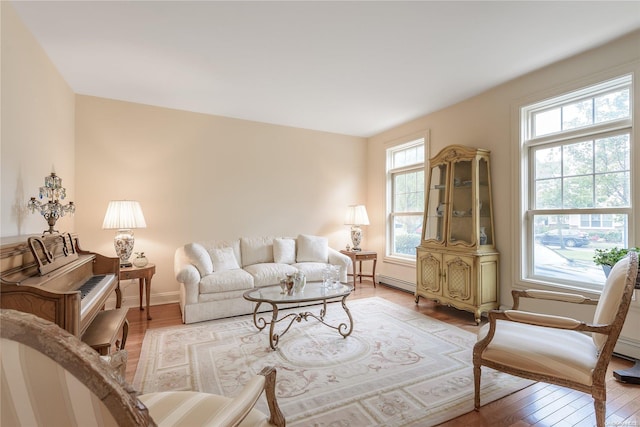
[211,247,241,272]
[184,243,213,276]
[274,238,296,264]
[296,234,328,263]
[240,237,274,267]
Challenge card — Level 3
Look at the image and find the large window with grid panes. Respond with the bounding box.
[386,138,425,259]
[520,74,633,290]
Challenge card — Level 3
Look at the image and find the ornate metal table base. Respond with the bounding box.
[251,295,353,350]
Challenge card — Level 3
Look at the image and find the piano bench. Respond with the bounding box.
[82,308,129,356]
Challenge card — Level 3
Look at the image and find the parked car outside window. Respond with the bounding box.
[536,229,590,248]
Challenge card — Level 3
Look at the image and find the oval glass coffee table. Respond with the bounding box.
[243,282,354,350]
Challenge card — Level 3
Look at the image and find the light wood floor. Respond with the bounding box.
[125,281,640,426]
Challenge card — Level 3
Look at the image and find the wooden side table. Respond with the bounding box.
[119,264,156,320]
[340,250,377,289]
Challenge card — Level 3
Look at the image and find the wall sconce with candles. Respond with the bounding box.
[28,172,75,234]
[344,205,369,251]
[102,200,147,267]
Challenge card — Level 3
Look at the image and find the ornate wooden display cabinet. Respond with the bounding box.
[415,145,499,324]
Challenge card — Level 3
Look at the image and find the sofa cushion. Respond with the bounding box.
[200,269,254,294]
[184,243,213,276]
[211,247,241,272]
[199,240,242,269]
[292,262,329,282]
[273,238,296,264]
[296,234,328,263]
[241,237,275,267]
[244,263,297,287]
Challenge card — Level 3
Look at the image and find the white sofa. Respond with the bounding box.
[174,235,351,324]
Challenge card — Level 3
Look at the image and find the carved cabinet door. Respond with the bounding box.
[417,251,442,295]
[443,254,473,303]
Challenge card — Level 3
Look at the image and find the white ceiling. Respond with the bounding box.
[11,1,640,137]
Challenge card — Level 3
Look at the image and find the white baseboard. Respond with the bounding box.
[104,291,180,310]
[377,275,415,294]
[615,337,640,360]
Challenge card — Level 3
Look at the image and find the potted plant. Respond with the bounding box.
[593,246,639,277]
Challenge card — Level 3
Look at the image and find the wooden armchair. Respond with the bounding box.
[473,251,638,427]
[0,308,285,427]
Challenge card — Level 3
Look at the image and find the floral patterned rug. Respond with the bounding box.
[133,297,533,426]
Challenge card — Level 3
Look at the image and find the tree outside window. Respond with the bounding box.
[523,75,633,289]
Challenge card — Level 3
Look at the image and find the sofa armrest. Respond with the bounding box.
[328,248,351,283]
[175,247,201,304]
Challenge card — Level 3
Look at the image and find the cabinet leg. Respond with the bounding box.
[415,295,420,304]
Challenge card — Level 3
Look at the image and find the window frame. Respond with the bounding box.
[385,135,427,262]
[517,73,635,294]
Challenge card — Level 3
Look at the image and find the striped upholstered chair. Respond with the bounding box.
[0,309,285,427]
[473,251,638,427]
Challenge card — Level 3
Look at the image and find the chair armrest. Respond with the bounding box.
[209,376,265,426]
[208,366,285,427]
[504,310,583,329]
[259,366,285,427]
[490,309,611,334]
[512,289,598,309]
[100,349,128,383]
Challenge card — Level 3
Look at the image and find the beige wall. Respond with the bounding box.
[367,29,640,298]
[367,30,640,356]
[74,96,366,305]
[1,0,366,308]
[1,2,75,237]
[2,0,639,356]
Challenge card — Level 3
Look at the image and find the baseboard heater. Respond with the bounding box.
[377,275,415,294]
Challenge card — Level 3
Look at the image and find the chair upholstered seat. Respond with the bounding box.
[478,320,598,386]
[473,252,638,427]
[139,391,272,427]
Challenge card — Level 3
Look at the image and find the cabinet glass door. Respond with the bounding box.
[450,159,473,244]
[478,158,492,245]
[423,164,447,242]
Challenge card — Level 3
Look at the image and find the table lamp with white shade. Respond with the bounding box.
[102,200,147,267]
[344,205,369,251]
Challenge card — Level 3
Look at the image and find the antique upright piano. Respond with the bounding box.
[0,233,128,354]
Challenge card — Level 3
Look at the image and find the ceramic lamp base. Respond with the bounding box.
[350,226,363,251]
[114,229,135,267]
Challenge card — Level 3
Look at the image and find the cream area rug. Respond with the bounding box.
[133,297,533,426]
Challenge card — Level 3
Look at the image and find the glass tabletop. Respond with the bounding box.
[243,282,353,304]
